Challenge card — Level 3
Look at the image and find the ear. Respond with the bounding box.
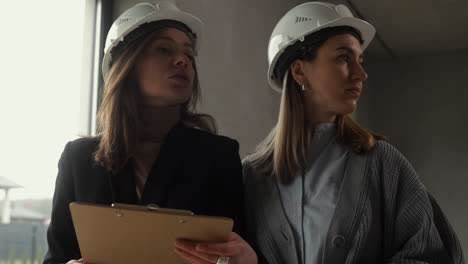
[290,59,306,86]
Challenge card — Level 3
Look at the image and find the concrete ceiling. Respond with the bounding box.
[112,0,468,60]
[340,0,468,60]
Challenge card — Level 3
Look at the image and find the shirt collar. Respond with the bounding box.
[312,123,337,140]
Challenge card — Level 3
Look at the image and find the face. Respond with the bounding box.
[133,27,196,106]
[291,33,368,122]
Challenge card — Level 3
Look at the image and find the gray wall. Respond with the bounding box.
[357,50,468,255]
[113,0,467,257]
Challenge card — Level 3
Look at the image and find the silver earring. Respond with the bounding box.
[301,83,306,91]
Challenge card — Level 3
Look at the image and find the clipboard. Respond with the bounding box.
[69,202,233,264]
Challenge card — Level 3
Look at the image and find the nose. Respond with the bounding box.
[174,52,190,68]
[351,61,368,82]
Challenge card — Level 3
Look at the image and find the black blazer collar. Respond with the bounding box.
[108,121,191,205]
[139,121,189,205]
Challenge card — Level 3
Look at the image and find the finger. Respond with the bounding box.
[227,232,242,241]
[66,260,83,264]
[175,240,219,263]
[174,239,198,253]
[194,233,244,256]
[174,247,213,264]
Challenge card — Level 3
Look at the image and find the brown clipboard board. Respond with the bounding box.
[69,202,233,264]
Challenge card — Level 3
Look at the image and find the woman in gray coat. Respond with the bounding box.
[243,2,464,264]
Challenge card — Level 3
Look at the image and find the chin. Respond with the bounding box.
[167,94,192,106]
[168,86,192,99]
[142,93,191,107]
[338,103,357,115]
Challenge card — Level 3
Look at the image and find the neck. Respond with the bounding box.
[305,109,337,132]
[138,104,181,142]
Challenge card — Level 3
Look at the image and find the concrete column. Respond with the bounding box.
[1,188,11,224]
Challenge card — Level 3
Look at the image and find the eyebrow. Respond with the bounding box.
[154,36,194,50]
[336,46,364,59]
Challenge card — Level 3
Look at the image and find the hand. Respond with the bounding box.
[174,232,257,264]
[66,259,83,264]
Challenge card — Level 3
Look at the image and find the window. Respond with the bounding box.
[0,1,88,263]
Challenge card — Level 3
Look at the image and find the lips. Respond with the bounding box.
[346,86,361,97]
[170,72,189,82]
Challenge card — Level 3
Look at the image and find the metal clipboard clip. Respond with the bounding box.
[111,203,194,216]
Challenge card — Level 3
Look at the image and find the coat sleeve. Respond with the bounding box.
[43,142,81,264]
[378,142,465,264]
[427,192,465,264]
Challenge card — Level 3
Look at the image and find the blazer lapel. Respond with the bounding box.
[110,162,138,204]
[139,122,186,206]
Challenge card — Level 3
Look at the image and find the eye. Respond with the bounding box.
[186,53,195,62]
[338,54,349,62]
[155,45,175,56]
[156,47,170,53]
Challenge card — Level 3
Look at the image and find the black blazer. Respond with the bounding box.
[44,122,244,264]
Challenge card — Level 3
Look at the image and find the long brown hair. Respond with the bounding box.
[249,26,384,184]
[94,28,216,173]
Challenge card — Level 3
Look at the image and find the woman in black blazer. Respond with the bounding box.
[44,2,254,264]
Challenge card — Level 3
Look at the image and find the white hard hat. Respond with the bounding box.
[267,2,376,92]
[102,1,203,80]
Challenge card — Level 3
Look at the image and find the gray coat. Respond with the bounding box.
[243,141,464,264]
